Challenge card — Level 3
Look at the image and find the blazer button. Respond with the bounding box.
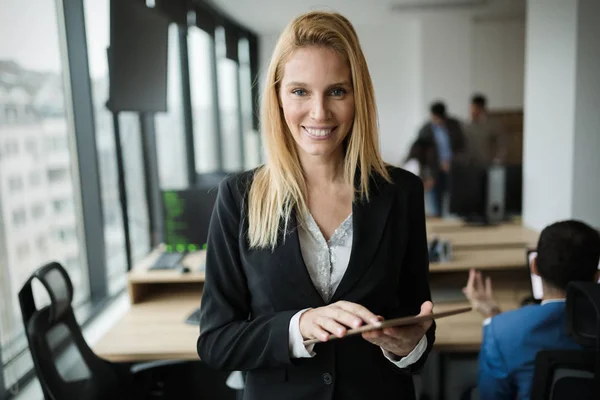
[322,373,333,385]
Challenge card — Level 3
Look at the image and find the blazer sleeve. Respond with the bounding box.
[478,321,514,400]
[393,174,436,374]
[197,178,298,371]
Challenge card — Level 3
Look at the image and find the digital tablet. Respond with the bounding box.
[303,306,472,345]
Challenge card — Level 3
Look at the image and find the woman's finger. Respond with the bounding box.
[334,301,380,325]
[324,307,364,329]
[315,316,348,338]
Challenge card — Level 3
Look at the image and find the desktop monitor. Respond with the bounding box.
[162,188,218,253]
[504,164,523,215]
[449,162,488,222]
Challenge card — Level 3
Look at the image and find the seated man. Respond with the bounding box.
[463,220,600,400]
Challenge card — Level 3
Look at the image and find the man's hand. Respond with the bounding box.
[463,269,501,318]
[361,301,433,357]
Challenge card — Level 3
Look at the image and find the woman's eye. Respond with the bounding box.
[292,89,307,96]
[330,88,346,96]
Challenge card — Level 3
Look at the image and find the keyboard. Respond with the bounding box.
[184,307,201,326]
[148,252,184,270]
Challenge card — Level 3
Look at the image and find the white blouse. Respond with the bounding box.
[288,211,428,368]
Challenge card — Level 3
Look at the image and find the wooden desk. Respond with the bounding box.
[95,229,534,362]
[432,279,530,352]
[94,283,530,361]
[94,288,201,362]
[429,224,537,250]
[128,247,206,304]
[430,247,526,272]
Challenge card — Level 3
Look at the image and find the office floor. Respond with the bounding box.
[11,293,130,400]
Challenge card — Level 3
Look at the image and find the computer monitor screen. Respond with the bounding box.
[504,164,522,215]
[162,188,218,253]
[449,162,487,220]
[527,250,543,300]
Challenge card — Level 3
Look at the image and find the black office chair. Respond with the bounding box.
[530,281,600,400]
[19,262,237,400]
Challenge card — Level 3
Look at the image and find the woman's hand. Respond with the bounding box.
[462,268,501,318]
[362,301,433,358]
[299,301,381,342]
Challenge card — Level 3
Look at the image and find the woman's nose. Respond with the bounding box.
[310,97,331,121]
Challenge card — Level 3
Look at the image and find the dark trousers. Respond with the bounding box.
[432,171,448,217]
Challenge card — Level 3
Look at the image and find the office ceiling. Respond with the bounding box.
[206,0,525,34]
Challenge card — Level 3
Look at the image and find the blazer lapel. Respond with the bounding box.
[331,175,395,302]
[271,210,325,307]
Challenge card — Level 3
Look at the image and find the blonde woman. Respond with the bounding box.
[198,11,435,399]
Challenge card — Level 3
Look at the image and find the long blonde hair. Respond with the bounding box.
[248,11,390,250]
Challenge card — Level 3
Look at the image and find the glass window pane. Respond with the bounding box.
[189,27,218,173]
[217,58,242,172]
[83,0,128,295]
[155,23,187,189]
[119,113,151,263]
[0,0,88,387]
[238,37,261,169]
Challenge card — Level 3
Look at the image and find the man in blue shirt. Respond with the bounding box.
[418,102,465,216]
[464,219,600,400]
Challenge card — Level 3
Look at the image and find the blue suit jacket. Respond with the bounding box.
[478,302,581,400]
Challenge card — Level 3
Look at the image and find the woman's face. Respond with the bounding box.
[278,46,355,161]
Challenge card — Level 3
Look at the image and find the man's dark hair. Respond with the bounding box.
[471,94,487,108]
[430,101,446,118]
[536,220,600,291]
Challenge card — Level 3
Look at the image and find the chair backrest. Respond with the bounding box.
[530,282,600,400]
[18,262,131,400]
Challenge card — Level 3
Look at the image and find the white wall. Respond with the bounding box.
[523,0,600,230]
[472,19,526,110]
[257,14,526,168]
[357,22,421,165]
[420,14,473,121]
[571,0,600,228]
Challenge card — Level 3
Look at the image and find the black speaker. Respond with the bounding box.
[108,0,169,112]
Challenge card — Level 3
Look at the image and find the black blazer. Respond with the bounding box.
[197,166,435,400]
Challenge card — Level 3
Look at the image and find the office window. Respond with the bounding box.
[36,235,48,253]
[47,166,69,183]
[29,171,42,187]
[31,203,45,220]
[83,0,127,295]
[11,209,27,228]
[15,242,30,261]
[7,175,23,192]
[155,23,187,189]
[238,37,261,169]
[52,198,74,215]
[0,0,89,391]
[5,139,19,156]
[216,27,242,172]
[45,135,68,152]
[189,26,219,173]
[56,226,77,243]
[119,112,151,263]
[25,138,38,156]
